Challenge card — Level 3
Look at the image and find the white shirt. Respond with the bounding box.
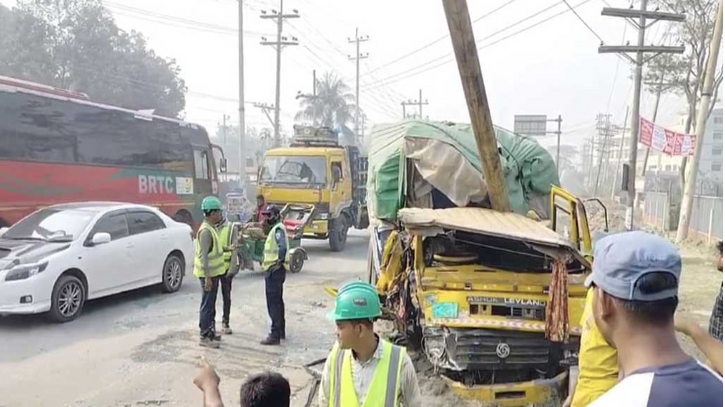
[318,338,421,407]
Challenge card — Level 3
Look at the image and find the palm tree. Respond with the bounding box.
[295,72,357,129]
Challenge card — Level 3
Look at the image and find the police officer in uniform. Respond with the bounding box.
[260,206,289,346]
[194,196,227,348]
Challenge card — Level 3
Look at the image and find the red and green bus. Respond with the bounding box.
[0,75,225,229]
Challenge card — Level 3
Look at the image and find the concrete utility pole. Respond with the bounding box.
[677,0,723,243]
[238,0,247,188]
[599,1,685,230]
[260,1,299,147]
[348,28,368,146]
[253,102,276,129]
[640,68,667,176]
[400,92,429,119]
[593,113,615,196]
[612,106,630,199]
[442,0,510,212]
[547,115,563,175]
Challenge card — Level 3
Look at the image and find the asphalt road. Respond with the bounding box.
[0,230,371,407]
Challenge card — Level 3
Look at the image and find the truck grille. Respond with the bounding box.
[425,328,565,373]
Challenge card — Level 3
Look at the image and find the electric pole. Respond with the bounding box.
[677,0,723,242]
[349,28,368,147]
[260,1,299,147]
[443,0,510,213]
[400,91,429,119]
[238,0,247,189]
[546,115,563,175]
[640,66,668,176]
[611,106,630,200]
[599,1,685,230]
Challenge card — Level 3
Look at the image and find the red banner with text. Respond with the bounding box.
[639,116,695,156]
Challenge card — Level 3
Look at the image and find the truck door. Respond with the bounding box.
[551,186,593,258]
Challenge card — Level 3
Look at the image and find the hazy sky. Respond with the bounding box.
[4,0,720,152]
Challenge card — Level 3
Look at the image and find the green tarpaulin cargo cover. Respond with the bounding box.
[367,120,560,224]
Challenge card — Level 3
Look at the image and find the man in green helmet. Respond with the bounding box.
[319,281,421,407]
[215,212,241,335]
[194,196,227,348]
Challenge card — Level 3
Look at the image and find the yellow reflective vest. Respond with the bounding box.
[193,222,226,278]
[262,222,290,270]
[327,339,405,407]
[218,223,233,266]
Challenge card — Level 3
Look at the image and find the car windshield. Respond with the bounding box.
[4,208,97,242]
[259,155,327,186]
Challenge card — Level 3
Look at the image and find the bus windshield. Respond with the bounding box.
[260,155,327,187]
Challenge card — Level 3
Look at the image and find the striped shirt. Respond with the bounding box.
[589,358,722,407]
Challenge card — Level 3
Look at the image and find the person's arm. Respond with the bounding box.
[399,353,422,407]
[194,360,224,407]
[562,367,579,407]
[199,229,214,291]
[199,229,212,276]
[276,228,287,263]
[675,313,723,375]
[318,356,332,407]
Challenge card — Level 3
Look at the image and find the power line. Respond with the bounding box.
[363,0,593,91]
[562,0,605,42]
[362,0,520,78]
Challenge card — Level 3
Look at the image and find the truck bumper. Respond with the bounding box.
[444,370,567,407]
[304,220,329,236]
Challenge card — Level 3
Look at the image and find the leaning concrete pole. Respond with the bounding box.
[442,0,511,212]
[676,0,723,243]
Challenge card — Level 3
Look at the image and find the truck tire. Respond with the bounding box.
[329,216,348,252]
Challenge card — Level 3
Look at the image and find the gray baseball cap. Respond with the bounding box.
[585,231,681,301]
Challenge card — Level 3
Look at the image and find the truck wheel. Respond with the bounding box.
[329,217,348,252]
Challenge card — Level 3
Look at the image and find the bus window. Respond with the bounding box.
[194,149,210,180]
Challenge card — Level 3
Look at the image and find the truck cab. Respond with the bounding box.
[257,126,368,251]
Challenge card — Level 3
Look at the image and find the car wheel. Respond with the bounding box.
[289,249,305,274]
[161,253,185,293]
[329,216,348,252]
[49,275,85,323]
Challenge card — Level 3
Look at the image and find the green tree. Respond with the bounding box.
[295,72,357,129]
[0,0,186,117]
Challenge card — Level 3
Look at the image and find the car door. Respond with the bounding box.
[82,210,134,297]
[126,210,169,285]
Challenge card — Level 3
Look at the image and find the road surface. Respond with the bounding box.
[0,230,371,407]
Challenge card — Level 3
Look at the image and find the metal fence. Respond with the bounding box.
[643,192,723,242]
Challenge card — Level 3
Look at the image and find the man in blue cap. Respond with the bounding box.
[587,231,722,407]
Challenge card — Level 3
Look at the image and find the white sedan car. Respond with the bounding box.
[0,202,194,322]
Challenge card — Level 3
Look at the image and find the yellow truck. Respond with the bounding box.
[257,126,368,251]
[371,187,599,406]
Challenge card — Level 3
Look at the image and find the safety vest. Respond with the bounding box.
[327,339,405,407]
[262,222,290,270]
[193,222,227,278]
[218,223,233,265]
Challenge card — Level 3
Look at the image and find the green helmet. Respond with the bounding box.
[327,281,382,321]
[201,196,223,211]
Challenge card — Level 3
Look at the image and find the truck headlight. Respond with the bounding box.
[5,262,49,281]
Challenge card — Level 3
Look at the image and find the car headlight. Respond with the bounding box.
[5,262,49,281]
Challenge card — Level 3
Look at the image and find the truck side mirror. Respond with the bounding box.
[219,158,228,173]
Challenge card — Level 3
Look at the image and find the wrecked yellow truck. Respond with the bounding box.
[366,120,598,406]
